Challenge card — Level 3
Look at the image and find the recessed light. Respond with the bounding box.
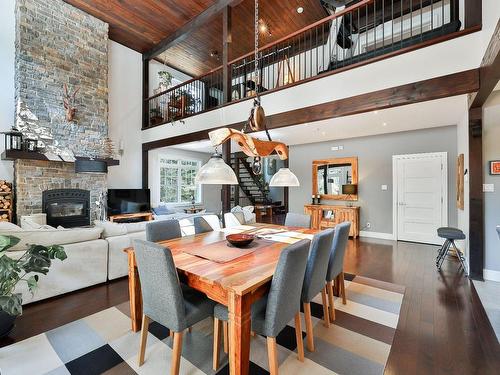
[297,6,304,14]
[373,110,379,115]
[382,122,387,126]
[321,131,326,136]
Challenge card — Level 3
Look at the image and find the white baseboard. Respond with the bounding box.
[359,231,395,240]
[483,269,500,282]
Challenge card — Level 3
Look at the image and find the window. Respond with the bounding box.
[159,157,201,204]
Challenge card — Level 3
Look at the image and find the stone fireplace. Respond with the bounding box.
[13,0,110,222]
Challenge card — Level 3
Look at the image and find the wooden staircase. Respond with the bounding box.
[230,153,270,205]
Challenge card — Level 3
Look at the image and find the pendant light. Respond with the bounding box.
[195,150,238,185]
[269,168,300,187]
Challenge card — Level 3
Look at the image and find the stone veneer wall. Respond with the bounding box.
[14,0,109,220]
[14,160,107,220]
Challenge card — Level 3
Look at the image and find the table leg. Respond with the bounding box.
[127,251,143,332]
[228,291,252,375]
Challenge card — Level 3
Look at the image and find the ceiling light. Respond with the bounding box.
[195,152,238,185]
[321,131,326,136]
[269,168,300,187]
[382,122,387,126]
[373,110,379,115]
[297,6,304,14]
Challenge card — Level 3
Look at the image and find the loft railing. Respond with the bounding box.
[144,0,461,129]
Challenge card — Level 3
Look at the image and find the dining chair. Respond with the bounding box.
[284,212,311,228]
[211,239,310,374]
[133,239,215,375]
[146,219,182,242]
[301,228,335,351]
[194,215,221,234]
[326,221,351,322]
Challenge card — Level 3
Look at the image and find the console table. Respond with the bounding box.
[304,204,360,238]
[109,212,153,222]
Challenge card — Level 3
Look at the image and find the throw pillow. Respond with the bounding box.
[0,222,22,231]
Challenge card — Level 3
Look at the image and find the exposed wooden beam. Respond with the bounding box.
[142,68,480,151]
[222,6,232,104]
[470,20,500,107]
[468,107,483,279]
[464,0,482,29]
[143,0,242,60]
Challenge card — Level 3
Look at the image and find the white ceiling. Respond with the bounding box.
[170,95,467,154]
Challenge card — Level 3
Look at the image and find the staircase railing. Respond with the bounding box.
[144,0,461,129]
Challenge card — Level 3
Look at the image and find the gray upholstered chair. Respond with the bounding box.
[133,239,215,375]
[194,216,214,234]
[326,221,351,322]
[212,239,311,374]
[301,228,335,351]
[146,219,181,242]
[497,225,500,240]
[285,212,311,228]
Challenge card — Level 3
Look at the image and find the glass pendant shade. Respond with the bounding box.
[269,168,300,187]
[195,153,238,185]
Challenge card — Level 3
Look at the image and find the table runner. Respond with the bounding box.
[182,238,274,263]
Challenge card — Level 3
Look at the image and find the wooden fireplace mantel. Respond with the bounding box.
[1,150,119,166]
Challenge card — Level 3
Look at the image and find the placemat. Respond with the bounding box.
[182,238,273,263]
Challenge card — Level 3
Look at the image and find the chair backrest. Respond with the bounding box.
[194,216,214,234]
[497,225,500,240]
[133,239,187,331]
[302,229,335,302]
[224,212,243,228]
[326,221,351,281]
[285,212,311,228]
[263,239,310,337]
[146,219,182,242]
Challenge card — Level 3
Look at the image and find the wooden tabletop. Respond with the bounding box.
[125,223,317,298]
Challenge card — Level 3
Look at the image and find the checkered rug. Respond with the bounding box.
[0,274,405,375]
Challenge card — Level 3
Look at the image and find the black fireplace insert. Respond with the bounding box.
[42,189,90,228]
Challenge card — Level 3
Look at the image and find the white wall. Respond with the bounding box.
[107,41,143,189]
[148,147,222,214]
[149,60,192,96]
[0,0,15,181]
[483,90,500,281]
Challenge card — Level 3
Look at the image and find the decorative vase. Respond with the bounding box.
[0,310,16,338]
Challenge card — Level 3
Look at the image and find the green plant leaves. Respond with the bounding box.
[0,235,21,253]
[0,294,23,316]
[0,236,67,316]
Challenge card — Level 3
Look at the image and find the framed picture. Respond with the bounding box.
[490,160,500,175]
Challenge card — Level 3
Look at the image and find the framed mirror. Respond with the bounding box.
[312,157,358,200]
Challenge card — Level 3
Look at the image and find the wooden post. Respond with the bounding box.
[464,0,482,29]
[222,141,232,215]
[142,58,149,129]
[468,107,484,280]
[223,6,232,104]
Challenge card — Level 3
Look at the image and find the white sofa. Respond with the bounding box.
[0,214,222,304]
[1,224,107,304]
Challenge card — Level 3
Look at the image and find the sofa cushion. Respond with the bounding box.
[152,206,173,215]
[0,222,21,231]
[94,220,127,238]
[2,227,103,251]
[20,217,54,230]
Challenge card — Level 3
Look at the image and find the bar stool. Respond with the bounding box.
[436,227,467,275]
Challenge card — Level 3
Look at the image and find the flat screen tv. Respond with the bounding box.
[107,189,151,215]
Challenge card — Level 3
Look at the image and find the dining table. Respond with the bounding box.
[124,223,318,375]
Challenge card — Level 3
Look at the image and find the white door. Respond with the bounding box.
[394,153,447,245]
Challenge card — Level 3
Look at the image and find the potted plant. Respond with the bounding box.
[149,107,164,125]
[157,71,173,91]
[0,235,67,337]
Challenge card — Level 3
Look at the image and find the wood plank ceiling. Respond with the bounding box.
[64,0,328,77]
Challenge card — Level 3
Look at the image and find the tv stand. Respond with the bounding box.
[108,212,153,223]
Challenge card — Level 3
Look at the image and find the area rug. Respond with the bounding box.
[0,274,405,375]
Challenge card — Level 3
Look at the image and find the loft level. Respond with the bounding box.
[143,0,476,130]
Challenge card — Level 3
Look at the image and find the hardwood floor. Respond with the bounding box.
[1,238,499,374]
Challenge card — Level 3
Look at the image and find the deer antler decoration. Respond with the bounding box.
[63,84,80,122]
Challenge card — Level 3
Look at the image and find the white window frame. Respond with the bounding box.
[159,156,202,205]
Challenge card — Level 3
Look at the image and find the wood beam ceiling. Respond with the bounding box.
[143,0,242,60]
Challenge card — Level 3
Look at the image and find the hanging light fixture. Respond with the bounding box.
[196,0,299,187]
[195,149,238,185]
[269,168,300,187]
